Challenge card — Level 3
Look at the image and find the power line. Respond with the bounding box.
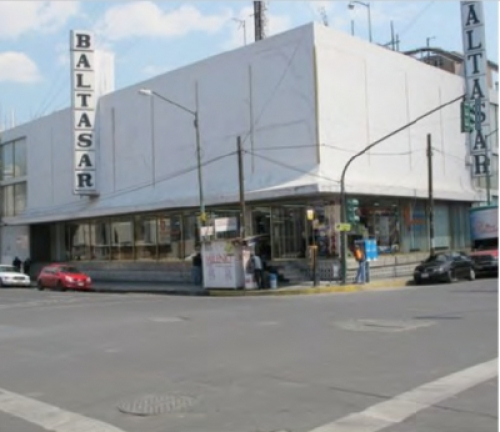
[398,1,436,37]
[244,149,340,184]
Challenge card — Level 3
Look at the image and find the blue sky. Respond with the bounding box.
[0,0,498,128]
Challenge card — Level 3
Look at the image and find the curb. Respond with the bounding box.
[208,278,413,297]
[91,287,209,296]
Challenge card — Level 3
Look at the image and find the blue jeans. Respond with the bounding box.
[355,261,366,284]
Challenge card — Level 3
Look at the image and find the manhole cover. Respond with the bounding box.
[334,319,435,333]
[117,394,196,416]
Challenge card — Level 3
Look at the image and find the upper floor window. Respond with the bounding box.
[1,138,26,180]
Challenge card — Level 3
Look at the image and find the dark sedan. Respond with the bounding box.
[470,250,498,277]
[414,252,476,284]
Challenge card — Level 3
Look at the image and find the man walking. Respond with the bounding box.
[354,244,366,284]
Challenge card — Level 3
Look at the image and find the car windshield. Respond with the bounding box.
[58,266,81,274]
[425,254,449,263]
[0,266,19,273]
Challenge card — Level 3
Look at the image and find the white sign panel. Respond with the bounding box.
[202,241,244,289]
[214,217,238,233]
[461,1,490,177]
[71,30,98,195]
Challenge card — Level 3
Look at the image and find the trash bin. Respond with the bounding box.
[269,273,278,290]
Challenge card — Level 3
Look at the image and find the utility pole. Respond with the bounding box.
[237,136,246,239]
[253,1,266,41]
[427,134,435,256]
[194,82,205,227]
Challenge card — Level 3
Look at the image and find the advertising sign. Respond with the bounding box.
[460,1,491,177]
[71,30,98,195]
[202,240,243,289]
[470,206,498,241]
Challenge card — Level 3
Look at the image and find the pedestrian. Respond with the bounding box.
[192,251,202,286]
[23,257,31,277]
[12,257,21,273]
[354,244,366,284]
[252,253,264,289]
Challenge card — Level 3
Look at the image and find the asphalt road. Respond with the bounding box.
[0,278,497,432]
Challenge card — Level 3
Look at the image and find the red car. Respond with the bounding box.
[37,264,92,291]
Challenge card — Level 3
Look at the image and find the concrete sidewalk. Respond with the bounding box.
[85,277,413,296]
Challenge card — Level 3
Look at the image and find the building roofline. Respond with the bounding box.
[403,47,498,72]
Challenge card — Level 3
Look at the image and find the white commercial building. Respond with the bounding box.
[0,23,497,281]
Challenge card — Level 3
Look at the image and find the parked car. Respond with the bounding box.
[0,265,31,288]
[469,249,498,277]
[37,264,92,291]
[413,252,476,284]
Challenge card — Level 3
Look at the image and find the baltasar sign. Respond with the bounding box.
[460,1,491,177]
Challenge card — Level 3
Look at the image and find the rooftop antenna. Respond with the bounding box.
[232,17,247,45]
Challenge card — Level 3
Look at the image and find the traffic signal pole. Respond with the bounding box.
[339,94,464,285]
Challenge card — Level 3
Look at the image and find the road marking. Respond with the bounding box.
[308,358,498,432]
[0,387,127,432]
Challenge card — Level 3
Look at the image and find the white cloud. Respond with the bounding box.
[96,2,232,42]
[142,64,171,77]
[223,6,292,51]
[0,1,80,40]
[0,52,41,83]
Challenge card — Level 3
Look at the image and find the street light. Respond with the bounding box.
[138,87,206,225]
[348,1,372,43]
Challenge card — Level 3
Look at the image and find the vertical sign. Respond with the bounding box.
[71,30,98,195]
[461,1,490,177]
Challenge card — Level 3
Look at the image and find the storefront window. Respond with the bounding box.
[435,203,451,250]
[271,206,305,259]
[135,215,157,260]
[358,200,400,254]
[183,214,199,259]
[158,215,182,260]
[91,220,111,260]
[66,221,91,261]
[110,218,134,260]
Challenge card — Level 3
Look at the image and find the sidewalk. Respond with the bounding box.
[86,277,413,297]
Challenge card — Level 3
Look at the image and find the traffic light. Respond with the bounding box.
[461,100,475,133]
[346,199,360,225]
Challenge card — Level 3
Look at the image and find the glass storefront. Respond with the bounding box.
[52,197,472,263]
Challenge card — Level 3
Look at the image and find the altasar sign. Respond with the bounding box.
[71,30,98,195]
[460,1,491,177]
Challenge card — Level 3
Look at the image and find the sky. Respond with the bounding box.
[0,0,498,128]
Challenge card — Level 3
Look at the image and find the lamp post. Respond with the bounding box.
[307,208,319,286]
[348,1,372,43]
[138,87,205,225]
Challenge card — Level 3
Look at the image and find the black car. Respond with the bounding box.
[413,252,476,284]
[469,250,498,277]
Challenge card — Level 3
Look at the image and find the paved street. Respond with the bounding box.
[0,279,497,432]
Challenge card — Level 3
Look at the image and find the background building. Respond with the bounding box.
[0,23,496,281]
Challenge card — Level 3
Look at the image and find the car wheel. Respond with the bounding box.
[37,280,44,291]
[57,281,67,292]
[446,270,455,283]
[468,268,476,281]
